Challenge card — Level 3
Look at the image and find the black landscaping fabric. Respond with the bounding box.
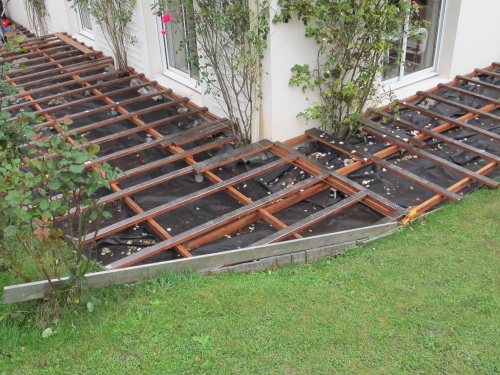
[4,34,499,268]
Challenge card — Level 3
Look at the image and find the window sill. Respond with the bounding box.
[154,72,203,105]
[161,70,200,92]
[380,72,450,104]
[78,29,94,40]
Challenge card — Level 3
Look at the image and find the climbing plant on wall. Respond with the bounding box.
[72,0,136,69]
[152,0,270,144]
[273,0,422,139]
[24,0,48,36]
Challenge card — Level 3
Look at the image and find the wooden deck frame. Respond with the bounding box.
[370,112,500,163]
[1,33,497,278]
[306,128,463,201]
[3,73,148,112]
[395,100,500,141]
[283,64,499,219]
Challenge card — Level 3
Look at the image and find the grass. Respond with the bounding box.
[0,186,499,375]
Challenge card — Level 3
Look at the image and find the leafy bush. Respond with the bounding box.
[273,0,422,139]
[0,38,120,301]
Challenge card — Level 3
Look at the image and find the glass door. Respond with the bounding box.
[384,0,444,83]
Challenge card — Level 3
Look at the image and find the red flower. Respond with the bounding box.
[161,13,173,23]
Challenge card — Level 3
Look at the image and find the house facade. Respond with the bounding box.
[6,0,500,142]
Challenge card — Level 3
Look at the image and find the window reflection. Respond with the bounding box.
[385,0,443,81]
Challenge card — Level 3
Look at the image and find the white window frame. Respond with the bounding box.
[383,0,446,88]
[76,5,94,40]
[156,3,199,88]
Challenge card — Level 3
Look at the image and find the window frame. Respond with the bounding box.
[383,0,446,87]
[156,1,199,84]
[76,4,94,39]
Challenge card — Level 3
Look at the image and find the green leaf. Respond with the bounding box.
[49,199,62,212]
[86,182,99,195]
[42,327,54,338]
[3,225,18,237]
[47,180,62,191]
[39,199,50,211]
[88,144,100,155]
[71,163,87,175]
[74,153,90,164]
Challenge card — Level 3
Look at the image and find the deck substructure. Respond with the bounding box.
[1,33,498,274]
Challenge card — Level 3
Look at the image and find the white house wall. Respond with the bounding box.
[260,6,319,141]
[443,0,500,77]
[6,0,500,143]
[261,0,500,141]
[6,0,31,31]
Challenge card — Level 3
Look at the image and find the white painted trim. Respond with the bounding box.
[162,69,200,92]
[383,0,446,86]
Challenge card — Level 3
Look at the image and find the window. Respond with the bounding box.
[76,5,93,35]
[384,0,445,83]
[158,0,199,80]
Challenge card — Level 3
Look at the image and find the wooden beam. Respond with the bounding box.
[83,155,297,243]
[437,83,500,106]
[363,127,499,188]
[415,91,500,121]
[251,191,368,245]
[369,113,500,163]
[54,32,94,54]
[395,100,500,141]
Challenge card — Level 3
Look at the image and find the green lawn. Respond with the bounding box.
[1,186,499,375]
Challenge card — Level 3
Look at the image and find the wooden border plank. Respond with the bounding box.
[3,222,398,303]
[54,32,94,54]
